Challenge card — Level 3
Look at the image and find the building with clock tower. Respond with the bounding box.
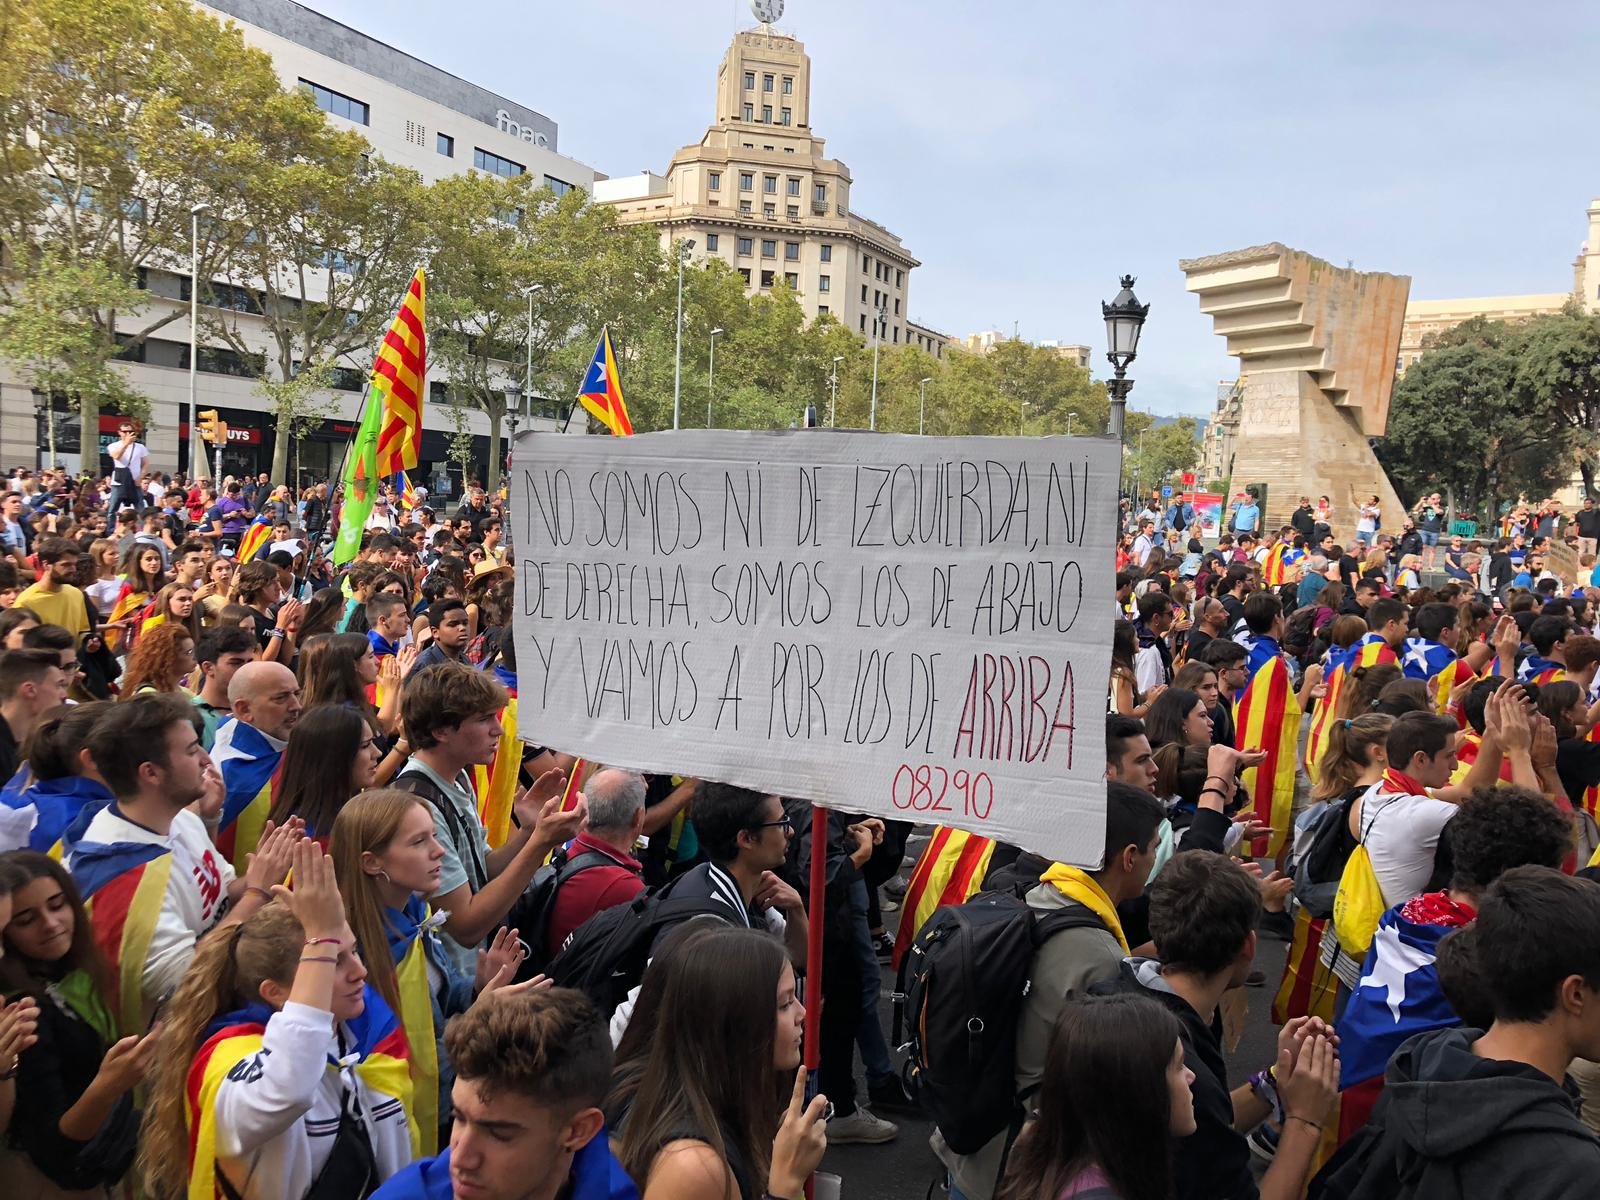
[594,15,948,357]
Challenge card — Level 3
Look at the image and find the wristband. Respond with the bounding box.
[299,955,338,966]
[304,937,343,948]
[1286,1114,1323,1133]
[1204,775,1235,787]
[268,628,285,638]
[1199,788,1231,802]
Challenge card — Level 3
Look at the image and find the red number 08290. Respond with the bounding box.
[890,764,995,820]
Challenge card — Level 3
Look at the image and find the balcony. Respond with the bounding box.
[812,199,829,215]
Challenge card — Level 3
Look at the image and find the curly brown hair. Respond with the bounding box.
[118,621,196,697]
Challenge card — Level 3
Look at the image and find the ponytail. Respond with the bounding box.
[140,906,304,1198]
[1311,713,1395,802]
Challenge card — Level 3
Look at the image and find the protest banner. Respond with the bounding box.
[1545,538,1581,588]
[509,430,1118,867]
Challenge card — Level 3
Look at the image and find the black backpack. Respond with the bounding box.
[503,847,617,981]
[1290,789,1364,919]
[544,876,729,1016]
[890,890,1107,1155]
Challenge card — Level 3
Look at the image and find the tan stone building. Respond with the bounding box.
[595,27,938,348]
[957,330,1091,367]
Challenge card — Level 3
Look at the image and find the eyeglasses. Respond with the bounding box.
[749,817,795,833]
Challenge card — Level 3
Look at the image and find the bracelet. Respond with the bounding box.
[299,955,338,965]
[244,884,272,901]
[1204,775,1235,787]
[304,937,343,948]
[268,628,285,638]
[1286,1114,1323,1133]
[1199,787,1232,801]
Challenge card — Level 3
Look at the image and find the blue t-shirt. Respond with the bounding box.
[371,1140,639,1200]
[1232,502,1259,533]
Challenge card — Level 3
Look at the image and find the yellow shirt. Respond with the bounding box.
[15,581,90,638]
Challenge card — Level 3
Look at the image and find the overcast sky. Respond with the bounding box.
[304,0,1600,416]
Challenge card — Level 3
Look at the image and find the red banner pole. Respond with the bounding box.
[802,802,828,1200]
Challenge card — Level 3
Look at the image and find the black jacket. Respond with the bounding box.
[1094,958,1256,1200]
[1311,1026,1600,1200]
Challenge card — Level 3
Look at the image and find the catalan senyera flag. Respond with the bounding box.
[373,269,427,477]
[184,989,415,1199]
[1580,722,1600,821]
[1431,657,1474,717]
[386,897,446,1156]
[891,826,995,969]
[1272,908,1340,1027]
[577,327,634,437]
[1450,729,1514,788]
[1236,653,1302,858]
[70,840,173,1036]
[1304,662,1348,784]
[233,512,274,565]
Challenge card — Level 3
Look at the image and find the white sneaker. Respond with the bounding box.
[826,1107,899,1144]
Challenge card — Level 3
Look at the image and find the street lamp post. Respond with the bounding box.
[868,302,887,430]
[517,283,543,452]
[672,238,695,430]
[1102,274,1150,495]
[918,376,932,435]
[1019,399,1029,437]
[1067,410,1077,438]
[188,202,211,481]
[828,355,843,427]
[506,384,523,462]
[707,327,724,427]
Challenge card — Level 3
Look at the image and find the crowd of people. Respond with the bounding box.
[2,439,1600,1200]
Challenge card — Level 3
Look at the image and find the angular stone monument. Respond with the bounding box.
[1179,244,1409,536]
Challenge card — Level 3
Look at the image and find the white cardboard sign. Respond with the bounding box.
[509,429,1116,867]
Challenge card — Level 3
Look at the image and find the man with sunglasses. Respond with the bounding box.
[650,781,808,966]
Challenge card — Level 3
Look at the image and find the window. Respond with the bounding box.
[740,172,754,191]
[708,171,722,191]
[894,298,900,315]
[763,203,775,217]
[544,175,574,196]
[893,326,900,343]
[783,76,794,94]
[861,284,868,302]
[298,79,369,124]
[814,183,827,203]
[761,239,776,258]
[862,253,870,271]
[706,233,719,251]
[763,74,775,92]
[818,304,829,314]
[874,290,881,306]
[860,314,867,331]
[784,146,794,153]
[896,269,904,287]
[764,175,777,193]
[786,205,798,217]
[818,274,831,292]
[761,269,775,288]
[787,176,801,196]
[497,207,524,227]
[876,263,883,280]
[739,267,752,284]
[785,272,798,288]
[780,108,791,126]
[744,71,755,89]
[738,236,754,256]
[474,147,525,177]
[437,132,455,157]
[762,105,773,123]
[820,244,832,262]
[785,241,800,260]
[743,103,754,121]
[739,201,752,213]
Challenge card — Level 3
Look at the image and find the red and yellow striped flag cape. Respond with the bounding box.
[1272,908,1340,1026]
[103,583,151,652]
[1236,654,1302,857]
[1580,723,1600,821]
[234,513,274,564]
[183,988,415,1199]
[373,269,427,477]
[1262,542,1290,586]
[1304,666,1346,784]
[75,848,172,1037]
[1450,730,1514,788]
[472,698,523,850]
[1432,657,1474,717]
[891,826,995,968]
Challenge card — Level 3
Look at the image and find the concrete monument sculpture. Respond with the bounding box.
[1179,244,1409,538]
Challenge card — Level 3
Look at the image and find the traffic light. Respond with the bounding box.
[196,410,228,445]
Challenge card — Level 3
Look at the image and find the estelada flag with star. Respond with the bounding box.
[577,326,634,436]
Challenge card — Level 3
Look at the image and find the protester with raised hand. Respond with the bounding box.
[140,838,414,1199]
[0,850,155,1192]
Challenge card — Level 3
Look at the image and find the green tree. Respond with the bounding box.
[1124,412,1201,496]
[1513,302,1600,494]
[0,0,327,449]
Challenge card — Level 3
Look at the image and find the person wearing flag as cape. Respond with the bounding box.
[210,660,303,871]
[66,695,303,1037]
[1232,592,1303,861]
[139,838,416,1200]
[1400,602,1481,715]
[1516,614,1574,684]
[1331,785,1574,1144]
